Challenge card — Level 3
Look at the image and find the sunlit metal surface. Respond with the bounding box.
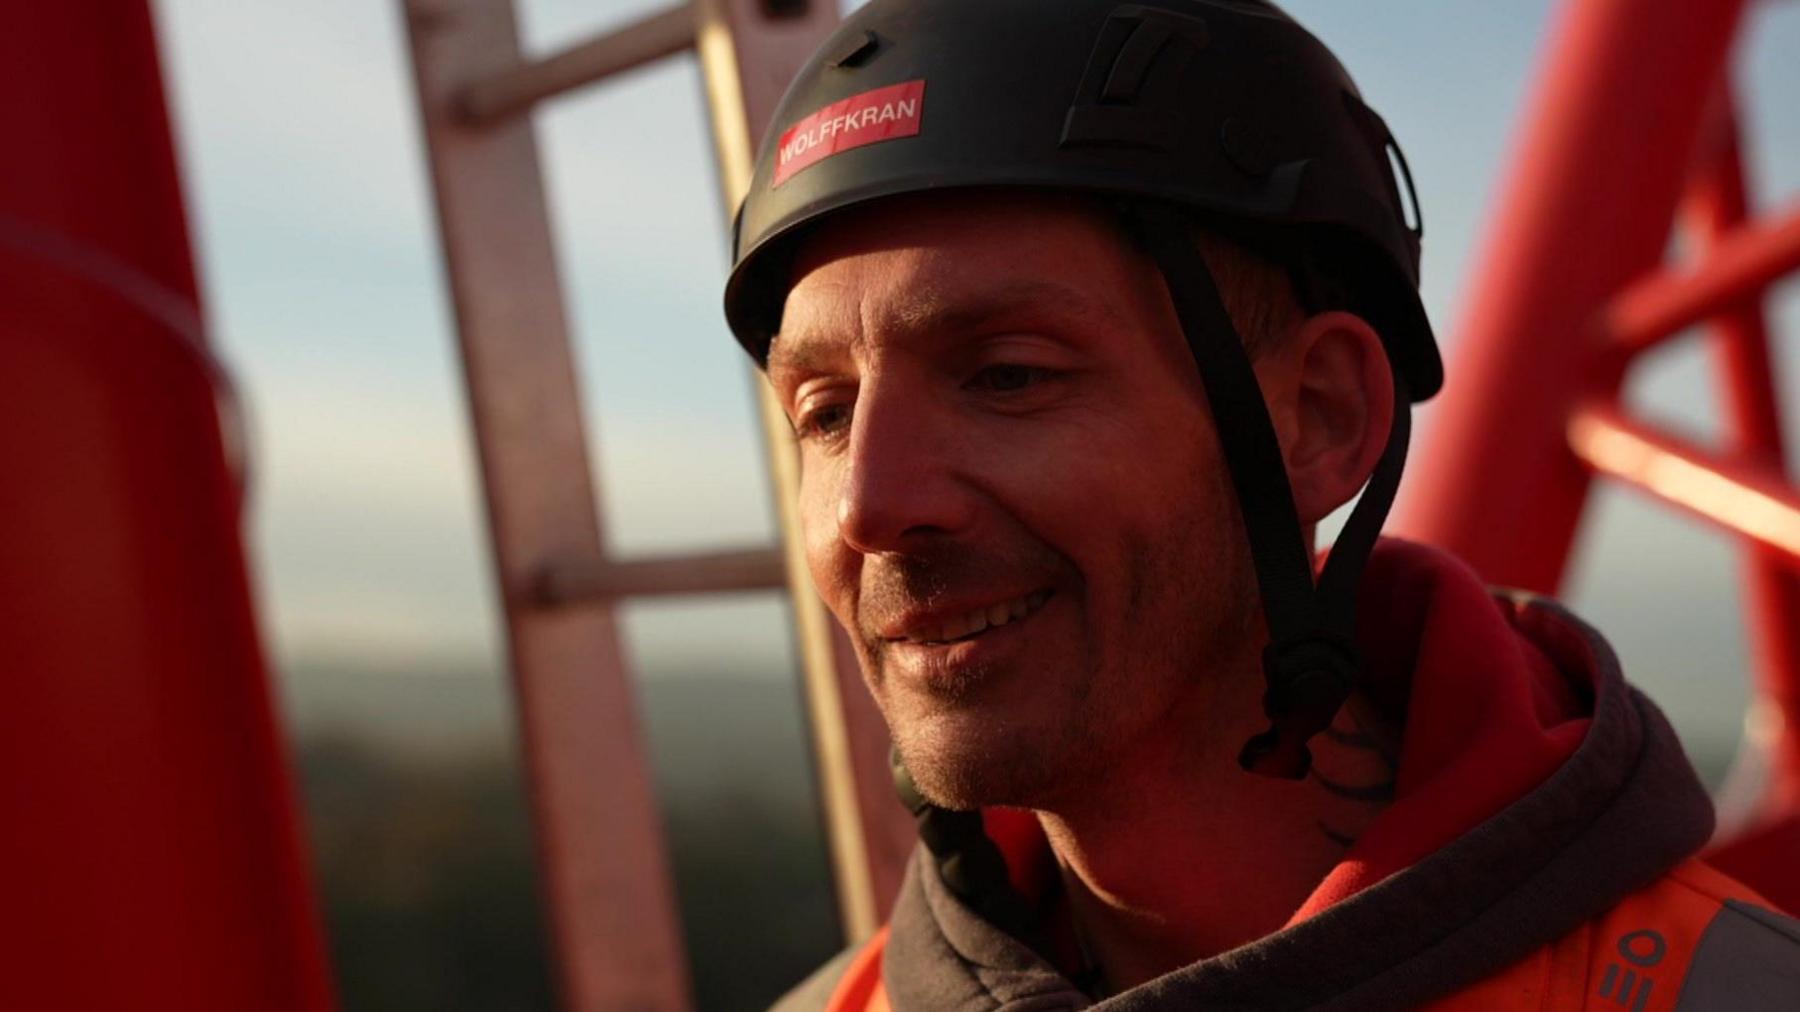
[1568,406,1800,567]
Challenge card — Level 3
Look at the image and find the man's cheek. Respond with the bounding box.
[798,484,852,597]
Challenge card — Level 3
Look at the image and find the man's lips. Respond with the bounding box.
[874,589,1054,645]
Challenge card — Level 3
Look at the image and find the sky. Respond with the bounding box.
[150,0,1800,770]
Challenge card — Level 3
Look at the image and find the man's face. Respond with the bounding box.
[770,193,1260,810]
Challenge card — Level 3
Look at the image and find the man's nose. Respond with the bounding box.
[834,381,973,554]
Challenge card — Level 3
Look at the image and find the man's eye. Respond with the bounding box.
[967,364,1052,393]
[795,403,852,441]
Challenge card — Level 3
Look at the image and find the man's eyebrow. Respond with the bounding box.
[769,278,1123,374]
[766,328,848,378]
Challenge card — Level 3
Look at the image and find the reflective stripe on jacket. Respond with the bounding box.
[1421,860,1800,1012]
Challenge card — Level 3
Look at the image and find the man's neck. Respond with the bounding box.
[1035,680,1399,993]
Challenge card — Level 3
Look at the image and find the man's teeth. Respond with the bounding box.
[908,590,1052,644]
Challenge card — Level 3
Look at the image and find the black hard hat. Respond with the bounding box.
[724,0,1440,400]
[721,0,1430,805]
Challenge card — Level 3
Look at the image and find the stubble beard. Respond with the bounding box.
[877,506,1256,814]
[884,648,1102,812]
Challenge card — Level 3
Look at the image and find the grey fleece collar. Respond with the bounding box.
[881,596,1715,1011]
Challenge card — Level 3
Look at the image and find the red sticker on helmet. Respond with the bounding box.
[772,80,926,188]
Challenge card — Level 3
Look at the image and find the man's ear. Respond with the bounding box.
[1258,311,1396,526]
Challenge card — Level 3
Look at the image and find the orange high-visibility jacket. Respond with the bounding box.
[803,860,1798,1010]
[777,542,1800,1011]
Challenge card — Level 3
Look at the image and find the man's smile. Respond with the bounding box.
[878,588,1055,645]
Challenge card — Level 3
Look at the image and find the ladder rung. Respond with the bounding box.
[459,4,696,124]
[533,545,786,604]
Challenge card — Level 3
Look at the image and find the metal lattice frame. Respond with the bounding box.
[398,1,913,1007]
[1392,0,1800,906]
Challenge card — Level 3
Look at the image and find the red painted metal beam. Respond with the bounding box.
[1604,201,1800,355]
[1683,103,1800,816]
[1390,0,1748,592]
[0,5,336,1010]
[1567,405,1800,573]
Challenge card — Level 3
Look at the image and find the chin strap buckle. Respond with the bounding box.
[1238,634,1358,779]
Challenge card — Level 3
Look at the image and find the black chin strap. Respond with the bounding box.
[1126,208,1413,779]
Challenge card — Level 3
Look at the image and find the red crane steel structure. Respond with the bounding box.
[1391,0,1800,911]
[5,0,1797,1008]
[0,4,335,1011]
